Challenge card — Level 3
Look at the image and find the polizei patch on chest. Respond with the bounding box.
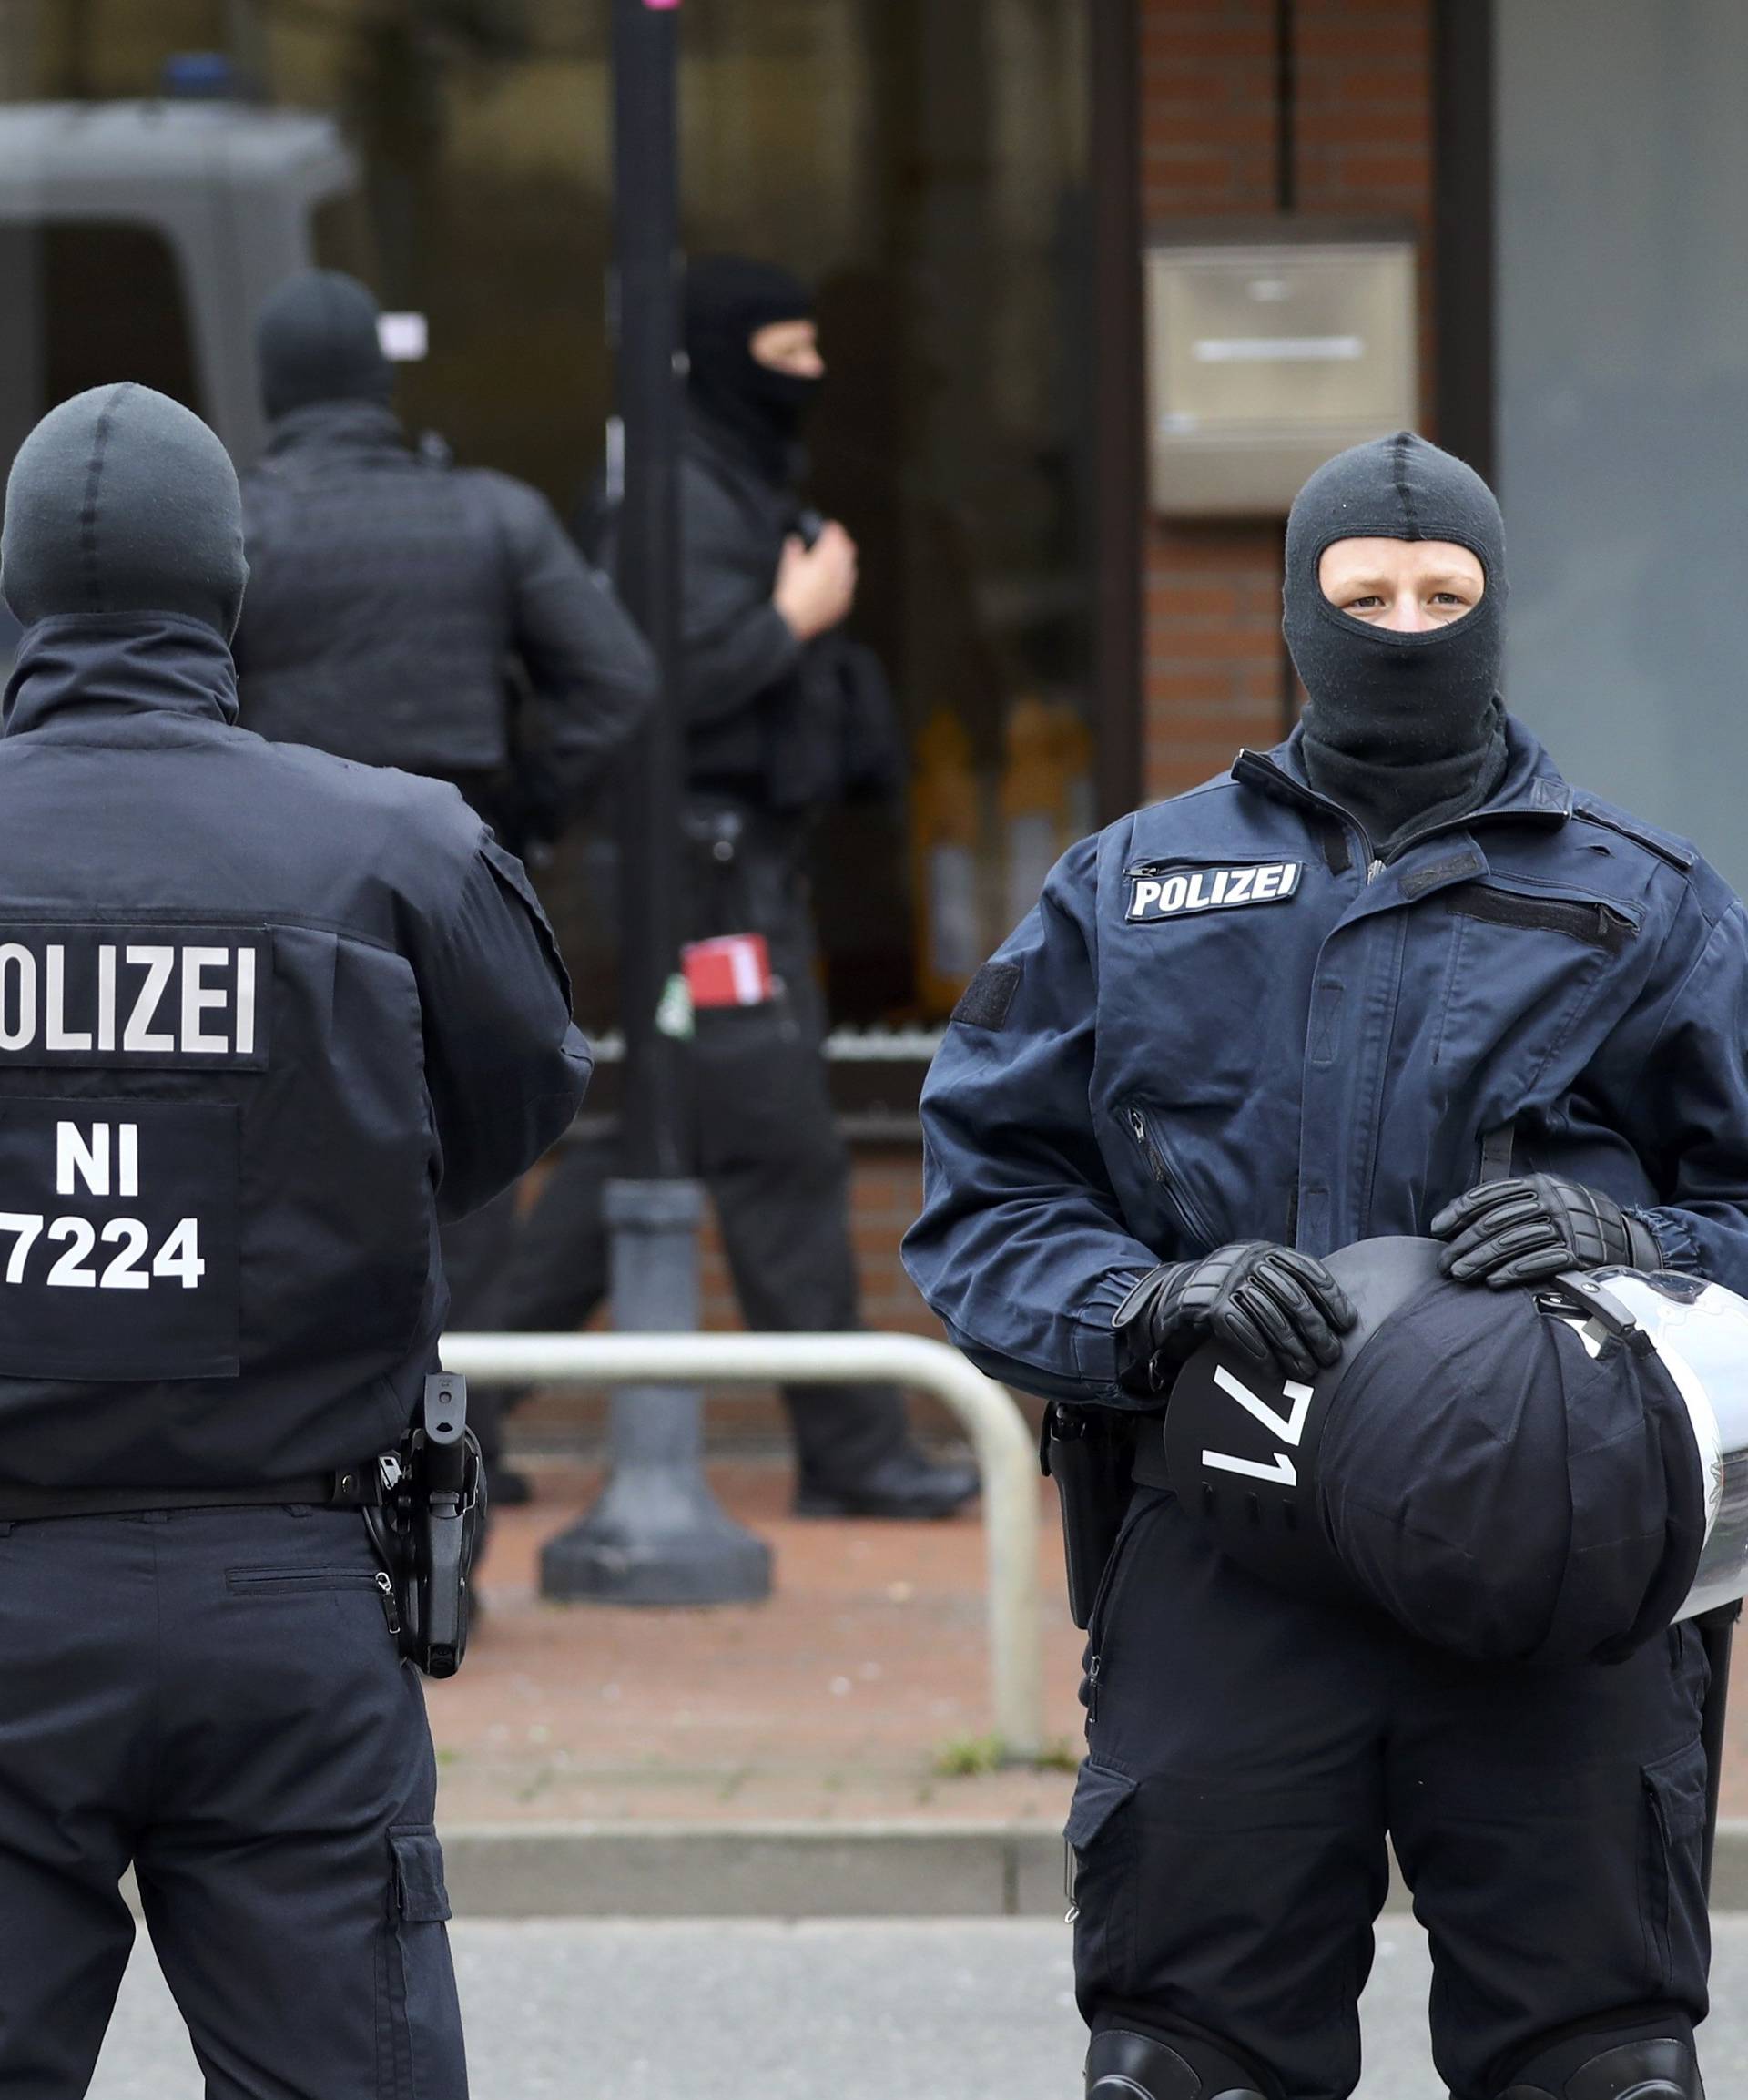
[1124,861,1303,923]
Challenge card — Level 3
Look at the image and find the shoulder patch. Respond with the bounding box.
[951,960,1022,1030]
[1124,861,1303,923]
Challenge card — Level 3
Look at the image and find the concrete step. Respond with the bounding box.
[432,1817,1748,1919]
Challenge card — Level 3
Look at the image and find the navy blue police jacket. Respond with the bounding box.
[903,719,1748,1405]
[0,613,592,1488]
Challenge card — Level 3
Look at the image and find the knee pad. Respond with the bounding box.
[1085,2028,1270,2100]
[1499,2034,1702,2100]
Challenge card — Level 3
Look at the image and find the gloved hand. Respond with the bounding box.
[1430,1173,1662,1288]
[1113,1241,1357,1390]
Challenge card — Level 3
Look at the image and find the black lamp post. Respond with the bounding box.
[540,0,772,1606]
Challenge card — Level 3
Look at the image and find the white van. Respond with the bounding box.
[0,97,360,661]
[0,99,360,470]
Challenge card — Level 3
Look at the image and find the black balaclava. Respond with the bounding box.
[256,269,393,423]
[2,382,248,640]
[684,254,818,484]
[1284,431,1508,860]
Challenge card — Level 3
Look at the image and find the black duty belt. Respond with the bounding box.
[0,1466,386,1523]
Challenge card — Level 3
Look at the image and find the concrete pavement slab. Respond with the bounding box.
[431,1816,1748,1918]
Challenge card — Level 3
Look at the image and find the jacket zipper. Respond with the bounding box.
[1444,883,1638,951]
[1124,1104,1166,1181]
[1120,1101,1217,1248]
[1125,831,1383,885]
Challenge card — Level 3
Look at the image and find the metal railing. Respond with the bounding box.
[439,1330,1046,1759]
[581,1025,948,1063]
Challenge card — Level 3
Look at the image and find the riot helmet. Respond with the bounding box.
[1163,1237,1748,1665]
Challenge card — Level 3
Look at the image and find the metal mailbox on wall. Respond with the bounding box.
[1145,238,1418,517]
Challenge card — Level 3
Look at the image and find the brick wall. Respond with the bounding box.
[1140,0,1435,801]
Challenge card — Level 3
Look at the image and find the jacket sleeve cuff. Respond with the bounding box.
[1633,1206,1699,1274]
[756,602,805,678]
[1072,1268,1153,1392]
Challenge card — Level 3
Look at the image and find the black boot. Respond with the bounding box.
[484,1462,534,1508]
[1499,2034,1703,2100]
[1085,2028,1270,2100]
[795,1446,979,1519]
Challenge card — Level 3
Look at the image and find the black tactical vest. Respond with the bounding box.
[235,403,518,777]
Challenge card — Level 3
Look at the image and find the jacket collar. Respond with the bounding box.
[1234,716,1573,843]
[263,399,408,460]
[685,400,804,500]
[3,613,240,738]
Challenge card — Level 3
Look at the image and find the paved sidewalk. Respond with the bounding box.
[429,1458,1085,1830]
[426,1455,1748,1913]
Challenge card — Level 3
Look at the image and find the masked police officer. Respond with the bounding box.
[230,269,655,1434]
[473,256,978,1519]
[904,433,1748,2100]
[0,383,591,2094]
[233,268,657,857]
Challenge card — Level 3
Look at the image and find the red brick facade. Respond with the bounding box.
[1141,0,1435,800]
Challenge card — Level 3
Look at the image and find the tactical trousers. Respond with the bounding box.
[1069,1488,1710,2100]
[456,814,909,1488]
[0,1506,466,2099]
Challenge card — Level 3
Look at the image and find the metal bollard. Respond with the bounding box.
[442,1327,1045,1758]
[534,1180,772,1606]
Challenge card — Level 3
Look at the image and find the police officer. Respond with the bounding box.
[0,383,591,2093]
[475,256,977,1519]
[231,268,656,1414]
[233,268,657,854]
[904,433,1748,2098]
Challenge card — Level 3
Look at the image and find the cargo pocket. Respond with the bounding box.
[1064,1759,1139,2001]
[1641,1740,1709,1996]
[378,1826,466,2100]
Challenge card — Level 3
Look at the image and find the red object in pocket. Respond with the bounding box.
[682,933,775,1008]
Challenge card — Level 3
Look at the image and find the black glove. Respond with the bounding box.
[1113,1241,1357,1390]
[1430,1173,1662,1289]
